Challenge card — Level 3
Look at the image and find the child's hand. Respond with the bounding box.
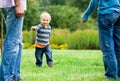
[31,26,35,30]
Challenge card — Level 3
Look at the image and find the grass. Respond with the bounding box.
[0,49,119,81]
[20,49,119,81]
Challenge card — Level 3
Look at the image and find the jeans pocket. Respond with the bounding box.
[98,15,110,28]
[98,12,120,28]
[4,7,16,22]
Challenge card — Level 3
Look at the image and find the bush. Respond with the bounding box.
[22,29,100,49]
[67,30,99,49]
[45,5,81,31]
[23,2,97,31]
[50,29,70,45]
[24,1,41,30]
[22,31,36,49]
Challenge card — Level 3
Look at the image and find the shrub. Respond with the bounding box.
[50,29,70,45]
[67,30,99,49]
[24,1,41,30]
[22,31,36,49]
[45,5,81,31]
[22,29,100,49]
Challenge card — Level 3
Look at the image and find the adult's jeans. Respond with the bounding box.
[0,7,23,81]
[98,11,120,79]
[35,44,53,66]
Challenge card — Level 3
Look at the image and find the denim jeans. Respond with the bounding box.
[35,44,53,66]
[0,7,23,81]
[98,11,120,79]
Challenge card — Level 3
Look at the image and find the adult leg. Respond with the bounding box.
[98,12,120,79]
[14,43,23,80]
[113,15,120,77]
[0,7,23,81]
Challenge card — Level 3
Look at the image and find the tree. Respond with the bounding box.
[45,5,81,31]
[66,0,89,10]
[66,0,97,18]
[50,0,66,5]
[24,0,41,30]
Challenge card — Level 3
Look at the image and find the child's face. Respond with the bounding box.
[40,15,50,27]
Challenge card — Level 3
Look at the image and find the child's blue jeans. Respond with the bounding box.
[35,44,53,66]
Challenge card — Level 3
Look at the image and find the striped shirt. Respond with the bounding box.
[34,24,51,45]
[0,0,27,10]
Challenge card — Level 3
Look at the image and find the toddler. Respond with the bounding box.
[31,12,53,67]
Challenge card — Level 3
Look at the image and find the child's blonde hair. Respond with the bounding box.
[40,11,51,21]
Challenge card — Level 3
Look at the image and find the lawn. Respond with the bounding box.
[20,49,119,81]
[0,49,119,81]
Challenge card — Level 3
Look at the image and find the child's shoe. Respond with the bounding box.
[48,63,53,67]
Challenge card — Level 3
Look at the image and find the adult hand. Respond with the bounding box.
[81,19,87,23]
[15,6,24,17]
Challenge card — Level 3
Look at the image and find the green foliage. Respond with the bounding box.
[0,0,99,49]
[66,0,97,18]
[50,29,99,49]
[45,5,81,31]
[79,16,98,30]
[66,0,90,11]
[50,29,70,45]
[0,0,98,32]
[22,29,99,49]
[50,0,66,5]
[23,0,97,31]
[24,2,82,31]
[67,30,99,49]
[22,31,36,49]
[24,1,41,30]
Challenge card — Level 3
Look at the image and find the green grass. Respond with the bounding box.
[0,49,119,81]
[20,49,119,81]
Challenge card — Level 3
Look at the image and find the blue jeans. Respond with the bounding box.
[98,11,120,79]
[35,45,53,66]
[0,7,23,81]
